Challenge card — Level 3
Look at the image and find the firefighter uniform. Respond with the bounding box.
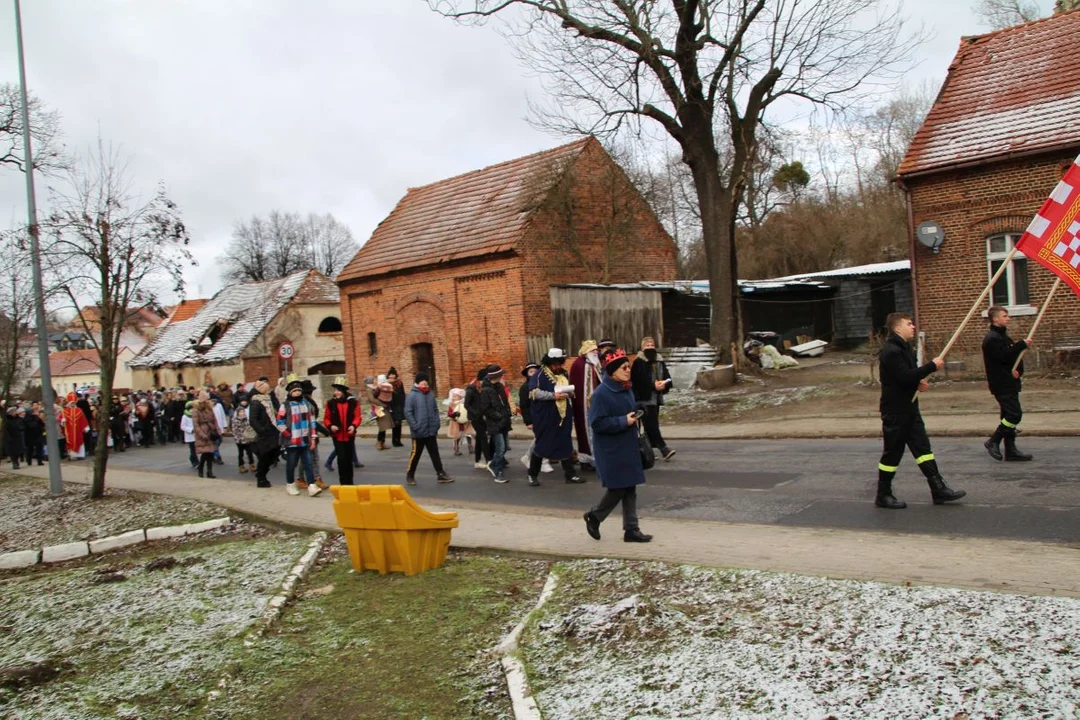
[876,332,966,508]
[982,323,1032,461]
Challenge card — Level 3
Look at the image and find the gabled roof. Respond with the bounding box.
[129,270,338,368]
[898,9,1080,178]
[337,138,594,282]
[163,299,208,325]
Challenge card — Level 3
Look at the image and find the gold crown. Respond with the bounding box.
[332,375,349,386]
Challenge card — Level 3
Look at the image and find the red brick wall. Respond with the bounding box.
[243,356,278,383]
[907,150,1080,366]
[518,140,678,337]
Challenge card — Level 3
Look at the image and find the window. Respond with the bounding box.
[317,316,342,333]
[987,234,1030,308]
[367,332,377,357]
[177,372,184,386]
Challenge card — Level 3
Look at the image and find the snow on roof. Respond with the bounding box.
[765,260,910,282]
[129,270,336,368]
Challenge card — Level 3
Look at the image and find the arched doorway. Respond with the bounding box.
[411,342,436,397]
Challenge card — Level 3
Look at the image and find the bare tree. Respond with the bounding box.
[431,0,921,364]
[1056,0,1080,12]
[220,210,357,283]
[0,231,40,406]
[0,83,68,175]
[303,213,359,279]
[41,142,193,498]
[972,0,1042,29]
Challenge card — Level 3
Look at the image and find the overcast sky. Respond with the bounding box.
[0,0,1057,302]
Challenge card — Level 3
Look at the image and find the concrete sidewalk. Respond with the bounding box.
[20,463,1080,599]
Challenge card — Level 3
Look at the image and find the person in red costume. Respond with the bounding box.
[569,339,602,469]
[62,392,90,460]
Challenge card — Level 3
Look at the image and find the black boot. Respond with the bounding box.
[984,427,1004,461]
[624,528,653,543]
[927,474,966,504]
[1003,436,1032,461]
[583,512,601,540]
[875,478,906,509]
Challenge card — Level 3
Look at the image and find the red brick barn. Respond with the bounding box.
[336,138,678,394]
[896,10,1080,368]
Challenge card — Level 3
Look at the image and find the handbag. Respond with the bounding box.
[637,421,655,470]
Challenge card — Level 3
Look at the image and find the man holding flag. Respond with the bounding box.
[982,308,1032,462]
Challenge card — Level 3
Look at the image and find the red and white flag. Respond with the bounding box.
[1016,154,1080,297]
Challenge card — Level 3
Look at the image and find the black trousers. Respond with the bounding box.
[642,405,667,450]
[590,486,639,531]
[198,452,215,474]
[528,452,575,480]
[25,442,43,464]
[333,439,355,485]
[992,393,1023,439]
[878,411,938,479]
[473,421,492,462]
[391,422,403,446]
[255,448,277,484]
[407,436,445,477]
[236,443,255,466]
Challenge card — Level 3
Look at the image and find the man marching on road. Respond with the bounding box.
[404,372,455,486]
[875,313,966,509]
[324,376,361,485]
[480,364,512,483]
[631,336,675,461]
[982,306,1033,462]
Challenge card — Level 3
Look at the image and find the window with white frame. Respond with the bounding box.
[987,234,1030,308]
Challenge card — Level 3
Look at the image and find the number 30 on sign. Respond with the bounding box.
[278,342,295,359]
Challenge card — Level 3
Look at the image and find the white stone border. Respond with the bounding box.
[496,570,559,720]
[0,516,232,570]
[245,531,329,646]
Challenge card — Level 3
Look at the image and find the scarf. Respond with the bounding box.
[542,366,570,420]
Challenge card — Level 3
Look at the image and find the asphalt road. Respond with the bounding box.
[97,435,1080,545]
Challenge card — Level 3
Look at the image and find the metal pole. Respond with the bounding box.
[14,0,63,495]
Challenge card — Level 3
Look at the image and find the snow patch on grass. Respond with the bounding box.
[524,560,1080,719]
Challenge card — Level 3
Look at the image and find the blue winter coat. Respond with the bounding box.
[529,367,574,460]
[588,375,645,489]
[404,386,441,439]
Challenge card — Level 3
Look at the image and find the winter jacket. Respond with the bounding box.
[323,396,361,442]
[180,414,195,443]
[247,391,282,455]
[982,324,1027,396]
[23,413,44,446]
[518,382,533,426]
[191,402,221,455]
[277,399,316,447]
[630,352,672,406]
[589,375,645,489]
[3,415,26,457]
[364,387,394,432]
[879,333,937,415]
[528,366,574,460]
[404,386,441,439]
[389,382,406,423]
[480,379,512,434]
[464,381,484,426]
[231,405,255,444]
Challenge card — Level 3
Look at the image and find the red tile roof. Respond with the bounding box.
[337,138,594,282]
[166,299,208,324]
[34,349,101,378]
[292,269,341,304]
[898,9,1080,178]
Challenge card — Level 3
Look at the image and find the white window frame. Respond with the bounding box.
[985,233,1036,316]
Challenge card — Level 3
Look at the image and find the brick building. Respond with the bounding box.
[337,138,678,393]
[897,9,1080,366]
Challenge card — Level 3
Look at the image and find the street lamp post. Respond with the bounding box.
[14,0,63,495]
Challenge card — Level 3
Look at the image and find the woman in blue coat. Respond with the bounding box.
[583,350,652,543]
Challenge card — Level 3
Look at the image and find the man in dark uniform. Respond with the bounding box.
[875,312,966,509]
[982,306,1032,461]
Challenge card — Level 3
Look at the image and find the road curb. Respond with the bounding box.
[496,569,559,720]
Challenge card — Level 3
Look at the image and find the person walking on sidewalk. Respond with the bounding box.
[446,387,473,456]
[180,400,197,468]
[3,406,26,470]
[583,349,653,543]
[480,364,512,483]
[527,348,583,487]
[387,367,406,447]
[631,336,675,461]
[982,306,1033,462]
[465,366,492,469]
[875,312,966,509]
[191,392,222,479]
[231,392,257,474]
[323,376,361,486]
[247,381,280,488]
[366,376,395,450]
[277,378,324,497]
[404,372,454,486]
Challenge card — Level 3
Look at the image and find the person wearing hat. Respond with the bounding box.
[180,399,198,468]
[584,348,653,543]
[276,377,323,496]
[597,339,616,368]
[62,392,90,460]
[631,336,676,461]
[526,348,583,486]
[247,380,281,488]
[404,372,454,485]
[569,340,603,468]
[323,376,362,485]
[465,366,493,469]
[480,364,512,483]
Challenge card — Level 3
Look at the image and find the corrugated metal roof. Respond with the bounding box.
[129,270,337,367]
[766,260,910,282]
[898,10,1080,177]
[337,138,593,282]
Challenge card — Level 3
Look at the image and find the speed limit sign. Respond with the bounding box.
[278,342,295,360]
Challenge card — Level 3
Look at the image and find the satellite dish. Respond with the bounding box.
[917,221,945,254]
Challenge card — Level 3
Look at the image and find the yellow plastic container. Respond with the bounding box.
[330,485,459,576]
